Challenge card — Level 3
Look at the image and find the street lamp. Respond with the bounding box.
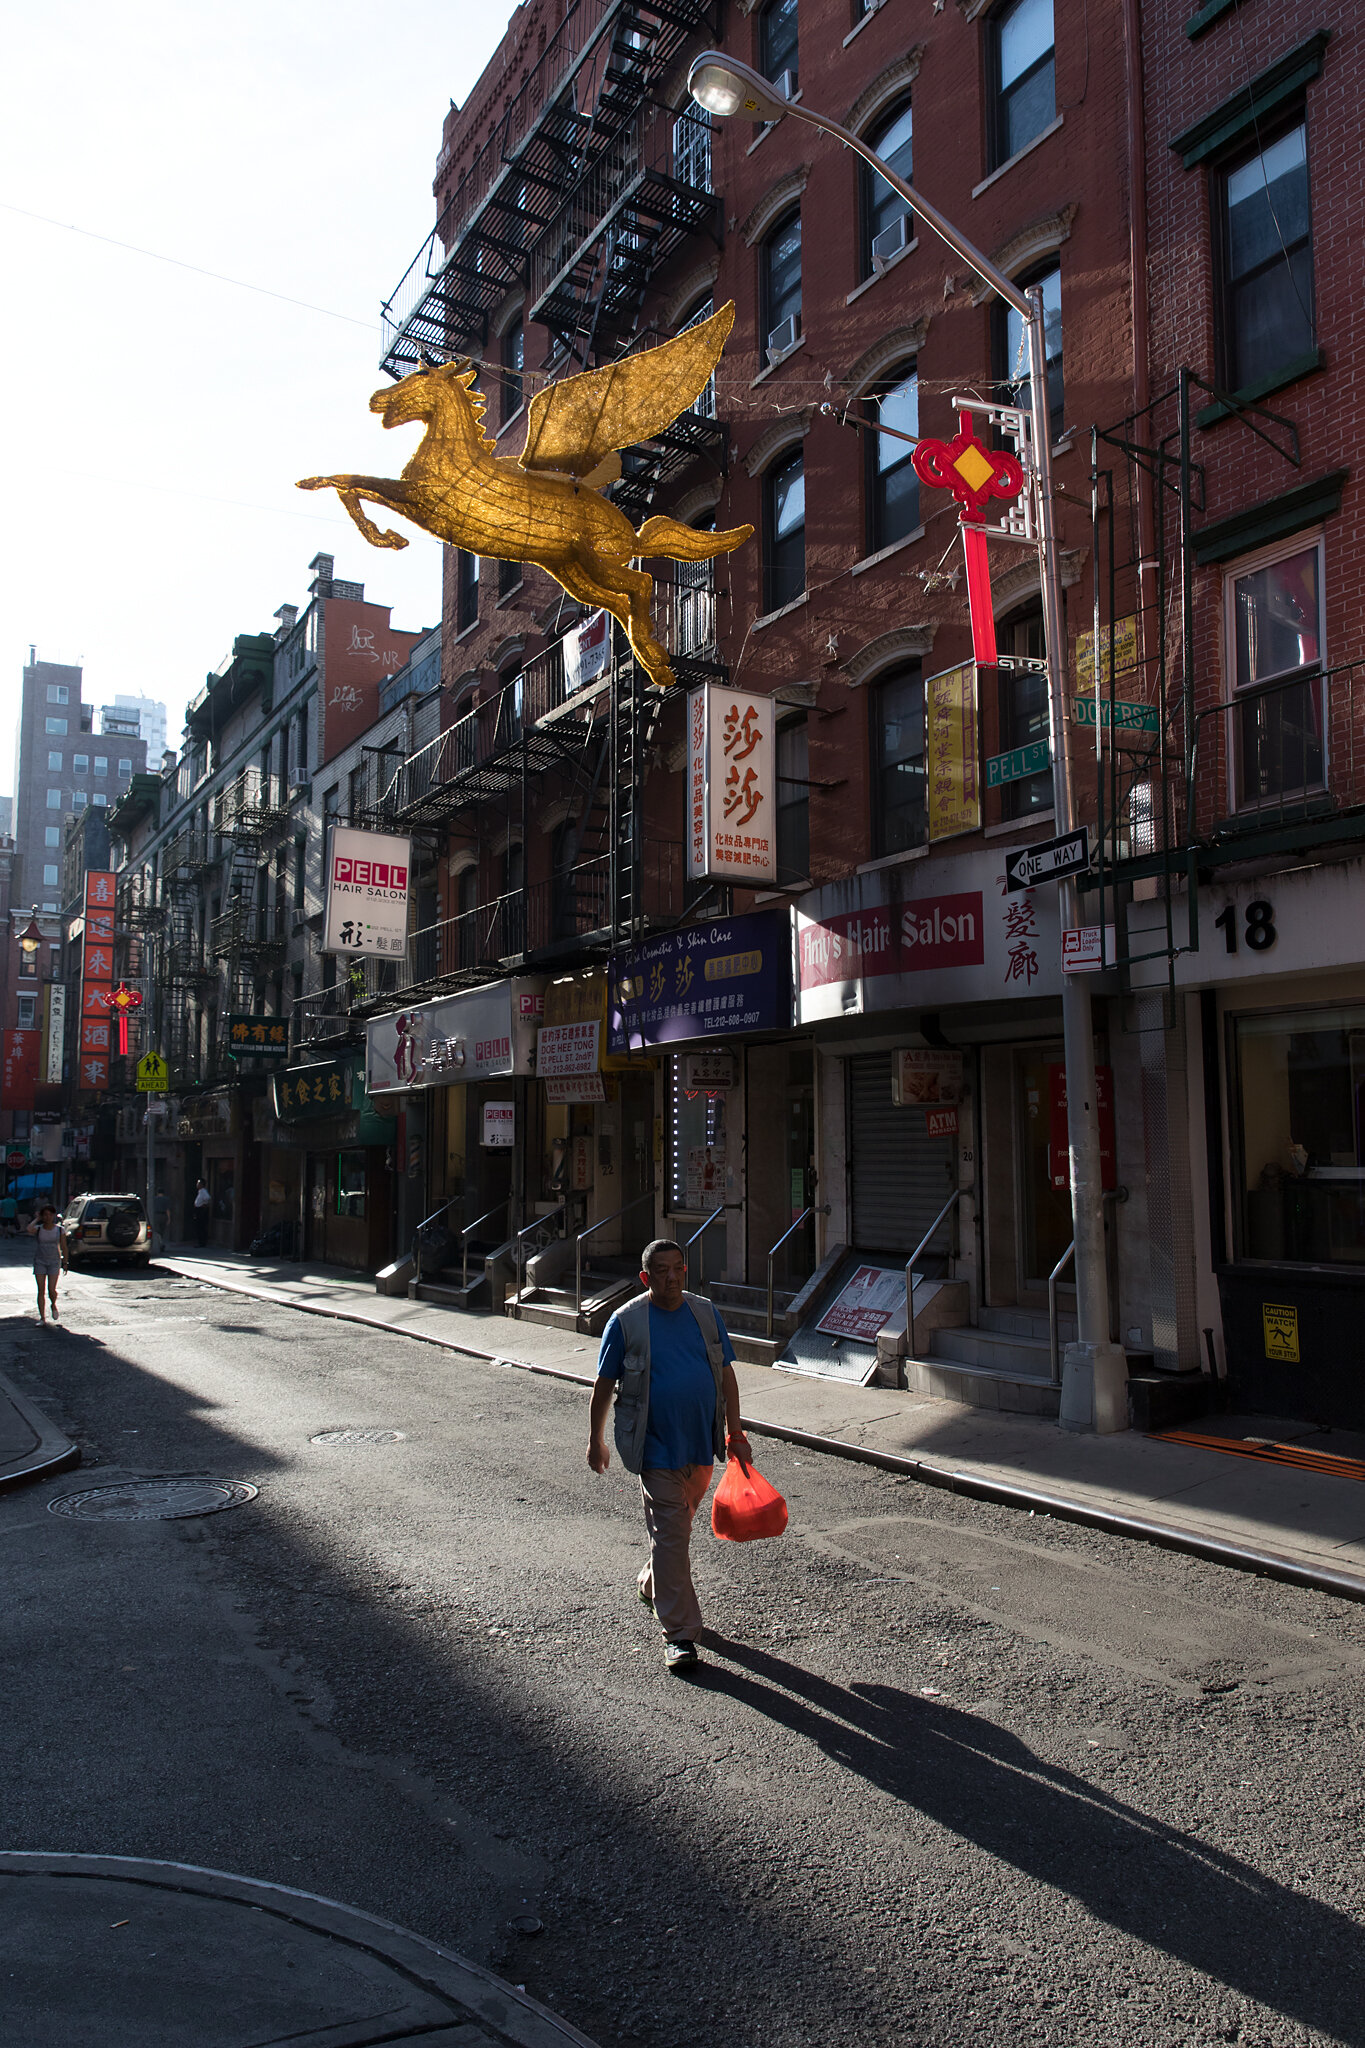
[19,908,43,958]
[689,54,1127,1426]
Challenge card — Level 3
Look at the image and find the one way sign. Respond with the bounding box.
[1004,826,1091,894]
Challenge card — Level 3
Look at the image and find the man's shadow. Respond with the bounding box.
[700,1634,1364,2042]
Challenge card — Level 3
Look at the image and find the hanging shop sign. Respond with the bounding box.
[78,871,117,1091]
[816,1264,906,1345]
[1075,616,1138,686]
[686,685,777,887]
[683,1052,737,1090]
[565,610,611,691]
[322,825,412,959]
[546,1073,607,1105]
[365,978,545,1094]
[891,1049,964,1107]
[925,664,981,842]
[1,1029,40,1112]
[273,1061,352,1121]
[44,984,66,1085]
[227,1014,291,1057]
[795,847,1064,1022]
[177,1091,235,1138]
[537,1020,600,1078]
[542,970,636,1073]
[482,1101,515,1148]
[609,911,789,1053]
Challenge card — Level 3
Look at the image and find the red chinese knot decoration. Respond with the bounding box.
[912,419,1027,668]
[99,980,144,1056]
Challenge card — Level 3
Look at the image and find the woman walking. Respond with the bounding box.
[25,1203,69,1324]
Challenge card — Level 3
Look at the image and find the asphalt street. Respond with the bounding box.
[2,1245,1364,2048]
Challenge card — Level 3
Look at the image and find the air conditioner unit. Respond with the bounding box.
[767,313,800,362]
[774,69,798,102]
[871,213,912,270]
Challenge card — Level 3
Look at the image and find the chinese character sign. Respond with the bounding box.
[323,826,412,958]
[78,871,117,1090]
[45,985,66,1086]
[227,1014,290,1058]
[685,685,776,887]
[1,1029,41,1111]
[925,664,981,842]
[609,911,788,1051]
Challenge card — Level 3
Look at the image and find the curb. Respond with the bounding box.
[0,1852,599,2048]
[165,1260,1365,1608]
[0,1370,80,1494]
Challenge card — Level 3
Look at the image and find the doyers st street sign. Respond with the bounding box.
[1004,827,1091,894]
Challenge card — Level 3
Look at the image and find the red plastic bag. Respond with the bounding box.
[711,1457,789,1542]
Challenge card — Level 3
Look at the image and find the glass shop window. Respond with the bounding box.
[1226,535,1324,810]
[667,1056,727,1214]
[1233,1006,1365,1266]
[337,1149,367,1219]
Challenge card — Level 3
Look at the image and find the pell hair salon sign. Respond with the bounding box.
[795,847,1063,1022]
[323,826,412,959]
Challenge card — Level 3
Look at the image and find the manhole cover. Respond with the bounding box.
[48,1479,259,1521]
[310,1429,406,1446]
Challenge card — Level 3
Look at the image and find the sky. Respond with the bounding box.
[0,0,516,796]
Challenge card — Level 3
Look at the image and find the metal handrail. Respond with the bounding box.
[576,1188,657,1315]
[514,1204,567,1305]
[682,1204,726,1297]
[1048,1242,1076,1387]
[462,1199,511,1291]
[411,1197,456,1275]
[904,1189,965,1360]
[767,1204,830,1338]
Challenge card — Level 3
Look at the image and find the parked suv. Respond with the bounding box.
[63,1193,152,1267]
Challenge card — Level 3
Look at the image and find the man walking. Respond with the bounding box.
[193,1178,211,1247]
[588,1239,750,1674]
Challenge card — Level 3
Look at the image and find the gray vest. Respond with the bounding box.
[611,1290,727,1475]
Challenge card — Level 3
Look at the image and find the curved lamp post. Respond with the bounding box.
[689,53,1125,1420]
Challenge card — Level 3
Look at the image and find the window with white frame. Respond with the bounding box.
[43,865,59,886]
[47,685,68,703]
[44,827,60,847]
[47,751,63,771]
[118,757,133,775]
[95,756,108,776]
[17,994,37,1029]
[73,753,89,773]
[1225,533,1324,810]
[46,789,63,809]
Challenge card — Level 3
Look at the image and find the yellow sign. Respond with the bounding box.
[926,663,981,842]
[136,1051,169,1092]
[1262,1302,1300,1363]
[1075,615,1138,685]
[299,306,752,692]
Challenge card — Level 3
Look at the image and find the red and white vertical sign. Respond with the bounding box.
[685,684,777,886]
[79,871,116,1090]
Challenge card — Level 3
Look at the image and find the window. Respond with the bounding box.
[1233,1006,1365,1266]
[17,995,37,1029]
[996,261,1064,443]
[43,864,59,886]
[501,320,524,421]
[47,685,68,704]
[762,212,802,356]
[72,791,88,808]
[1216,122,1314,392]
[668,1055,727,1213]
[47,751,63,771]
[674,107,712,193]
[456,549,480,631]
[861,99,914,276]
[776,718,810,883]
[989,0,1055,167]
[996,602,1052,817]
[46,789,63,809]
[867,365,919,552]
[44,827,60,847]
[73,753,89,773]
[93,793,108,807]
[336,1150,366,1219]
[498,553,521,598]
[872,665,926,854]
[760,0,798,93]
[95,756,108,776]
[764,449,806,613]
[118,757,132,775]
[46,718,67,736]
[1226,536,1324,810]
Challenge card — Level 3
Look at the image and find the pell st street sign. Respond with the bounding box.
[1004,827,1091,894]
[985,739,1050,789]
[136,1052,169,1091]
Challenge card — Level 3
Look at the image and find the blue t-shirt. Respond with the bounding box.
[597,1299,736,1471]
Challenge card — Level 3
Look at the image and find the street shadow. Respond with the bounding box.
[698,1633,1365,2043]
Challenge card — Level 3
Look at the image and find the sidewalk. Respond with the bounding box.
[158,1251,1365,1597]
[0,1369,79,1492]
[0,1853,598,2047]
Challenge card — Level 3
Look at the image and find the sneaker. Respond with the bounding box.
[664,1640,699,1675]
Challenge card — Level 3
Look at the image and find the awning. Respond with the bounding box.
[366,977,546,1095]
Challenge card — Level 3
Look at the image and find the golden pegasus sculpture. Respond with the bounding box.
[298,303,753,690]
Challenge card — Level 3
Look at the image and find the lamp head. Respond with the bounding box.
[688,52,789,124]
[19,908,42,955]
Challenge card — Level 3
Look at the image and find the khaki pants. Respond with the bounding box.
[638,1464,714,1643]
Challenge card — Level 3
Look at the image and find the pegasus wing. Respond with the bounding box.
[518,303,735,478]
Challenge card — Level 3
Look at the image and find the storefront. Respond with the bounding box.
[534,971,658,1267]
[365,977,546,1244]
[264,1055,397,1270]
[176,1089,239,1248]
[1130,855,1365,1424]
[609,909,797,1288]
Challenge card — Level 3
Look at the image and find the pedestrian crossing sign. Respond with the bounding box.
[136,1052,169,1091]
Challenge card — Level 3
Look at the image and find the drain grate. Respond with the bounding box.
[310,1428,406,1446]
[48,1479,258,1522]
